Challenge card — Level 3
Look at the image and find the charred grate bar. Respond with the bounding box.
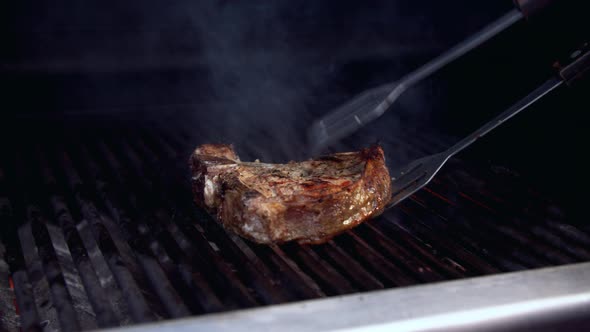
[0,119,588,331]
[0,242,18,331]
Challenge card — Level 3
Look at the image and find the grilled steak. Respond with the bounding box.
[190,144,392,244]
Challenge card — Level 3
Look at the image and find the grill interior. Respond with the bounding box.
[2,1,590,330]
[1,115,589,331]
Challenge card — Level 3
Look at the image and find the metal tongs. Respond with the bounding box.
[387,44,588,208]
[308,8,523,151]
[308,1,589,208]
[308,1,563,150]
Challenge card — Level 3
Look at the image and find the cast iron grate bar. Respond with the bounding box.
[0,164,19,332]
[69,142,221,314]
[39,155,123,328]
[0,241,18,332]
[419,174,581,266]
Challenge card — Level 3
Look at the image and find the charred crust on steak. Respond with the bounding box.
[190,143,392,244]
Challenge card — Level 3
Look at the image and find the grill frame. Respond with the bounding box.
[105,261,590,332]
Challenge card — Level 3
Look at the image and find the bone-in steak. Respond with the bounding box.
[190,144,392,244]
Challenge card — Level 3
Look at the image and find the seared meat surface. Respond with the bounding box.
[190,144,392,244]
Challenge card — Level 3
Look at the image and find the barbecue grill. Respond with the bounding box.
[1,1,589,331]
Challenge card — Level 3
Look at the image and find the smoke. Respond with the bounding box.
[178,1,321,162]
[3,0,511,163]
[174,0,504,163]
[174,1,443,163]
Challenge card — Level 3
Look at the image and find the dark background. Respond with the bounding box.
[1,0,588,220]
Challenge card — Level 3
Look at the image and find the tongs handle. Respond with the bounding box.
[448,44,590,158]
[308,9,524,152]
[309,1,585,152]
[560,45,590,84]
[514,0,556,18]
[447,77,563,158]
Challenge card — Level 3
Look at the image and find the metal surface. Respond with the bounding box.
[386,76,563,208]
[0,242,19,331]
[308,9,523,151]
[104,262,590,332]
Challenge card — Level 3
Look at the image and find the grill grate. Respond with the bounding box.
[0,119,588,331]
